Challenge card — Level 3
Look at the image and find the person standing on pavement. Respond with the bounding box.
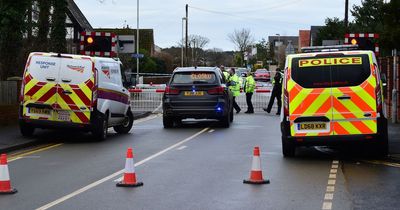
[228,68,241,114]
[264,68,283,115]
[244,72,256,114]
[220,65,229,81]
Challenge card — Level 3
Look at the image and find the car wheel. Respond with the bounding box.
[19,120,35,137]
[114,111,134,134]
[282,136,295,157]
[92,112,108,141]
[220,113,230,128]
[229,108,234,122]
[163,116,174,128]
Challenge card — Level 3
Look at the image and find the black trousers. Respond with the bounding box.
[266,88,282,114]
[246,92,254,112]
[233,96,241,112]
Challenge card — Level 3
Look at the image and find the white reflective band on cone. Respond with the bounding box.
[251,156,262,171]
[124,158,135,173]
[0,165,10,181]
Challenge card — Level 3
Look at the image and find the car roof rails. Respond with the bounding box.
[301,44,359,53]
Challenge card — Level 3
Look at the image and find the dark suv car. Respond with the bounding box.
[162,67,233,128]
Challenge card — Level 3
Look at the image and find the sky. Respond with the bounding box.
[75,0,362,51]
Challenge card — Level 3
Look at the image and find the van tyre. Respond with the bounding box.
[282,136,295,157]
[19,121,35,137]
[163,116,173,128]
[92,113,108,141]
[376,129,389,157]
[114,111,134,134]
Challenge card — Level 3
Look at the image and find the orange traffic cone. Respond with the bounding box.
[0,154,17,194]
[116,148,143,187]
[243,147,270,185]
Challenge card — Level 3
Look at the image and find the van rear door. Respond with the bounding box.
[22,54,60,120]
[330,54,377,135]
[289,57,333,137]
[57,56,94,124]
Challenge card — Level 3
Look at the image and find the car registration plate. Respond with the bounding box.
[184,91,204,96]
[57,111,70,121]
[297,122,327,130]
[29,108,51,115]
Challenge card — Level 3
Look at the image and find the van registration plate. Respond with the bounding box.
[184,91,204,96]
[57,111,70,121]
[29,108,51,116]
[298,122,326,130]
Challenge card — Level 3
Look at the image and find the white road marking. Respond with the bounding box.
[324,193,334,200]
[208,129,215,133]
[322,202,332,210]
[36,127,210,210]
[177,146,187,150]
[322,160,339,210]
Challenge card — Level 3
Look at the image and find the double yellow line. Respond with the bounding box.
[8,143,63,162]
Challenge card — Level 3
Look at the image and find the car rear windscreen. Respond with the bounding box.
[171,72,217,84]
[291,54,371,88]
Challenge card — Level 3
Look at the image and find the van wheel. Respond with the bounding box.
[114,111,134,134]
[163,116,174,128]
[220,113,230,128]
[375,130,389,157]
[282,136,295,157]
[20,121,35,137]
[92,113,108,141]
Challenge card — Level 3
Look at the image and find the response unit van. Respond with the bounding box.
[280,46,388,157]
[19,52,134,140]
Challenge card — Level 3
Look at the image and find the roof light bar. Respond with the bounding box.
[301,45,359,53]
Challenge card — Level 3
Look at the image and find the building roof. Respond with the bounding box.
[66,0,93,31]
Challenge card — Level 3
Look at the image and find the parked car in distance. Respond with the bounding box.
[162,67,233,128]
[254,69,271,81]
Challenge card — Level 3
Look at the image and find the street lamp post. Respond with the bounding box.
[136,0,140,84]
[181,17,186,67]
[276,33,280,67]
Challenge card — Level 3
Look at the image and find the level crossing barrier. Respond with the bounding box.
[129,86,278,114]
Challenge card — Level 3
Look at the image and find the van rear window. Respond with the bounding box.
[291,54,371,88]
[171,72,217,84]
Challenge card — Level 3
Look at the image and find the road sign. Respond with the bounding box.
[132,53,144,59]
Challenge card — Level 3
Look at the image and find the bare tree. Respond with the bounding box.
[228,28,254,66]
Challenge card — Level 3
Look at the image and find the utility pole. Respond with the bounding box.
[344,0,349,32]
[181,17,186,67]
[136,0,140,84]
[185,4,189,67]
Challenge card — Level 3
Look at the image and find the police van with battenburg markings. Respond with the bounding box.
[19,52,134,140]
[280,45,388,157]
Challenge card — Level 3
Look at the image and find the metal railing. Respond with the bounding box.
[129,87,279,114]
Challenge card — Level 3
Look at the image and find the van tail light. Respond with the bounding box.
[284,89,289,116]
[19,82,25,102]
[208,86,225,95]
[376,81,382,113]
[165,86,179,95]
[92,88,98,108]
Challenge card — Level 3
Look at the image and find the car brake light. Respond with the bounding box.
[165,86,179,95]
[208,86,224,95]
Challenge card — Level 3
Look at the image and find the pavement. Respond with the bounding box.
[0,111,151,154]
